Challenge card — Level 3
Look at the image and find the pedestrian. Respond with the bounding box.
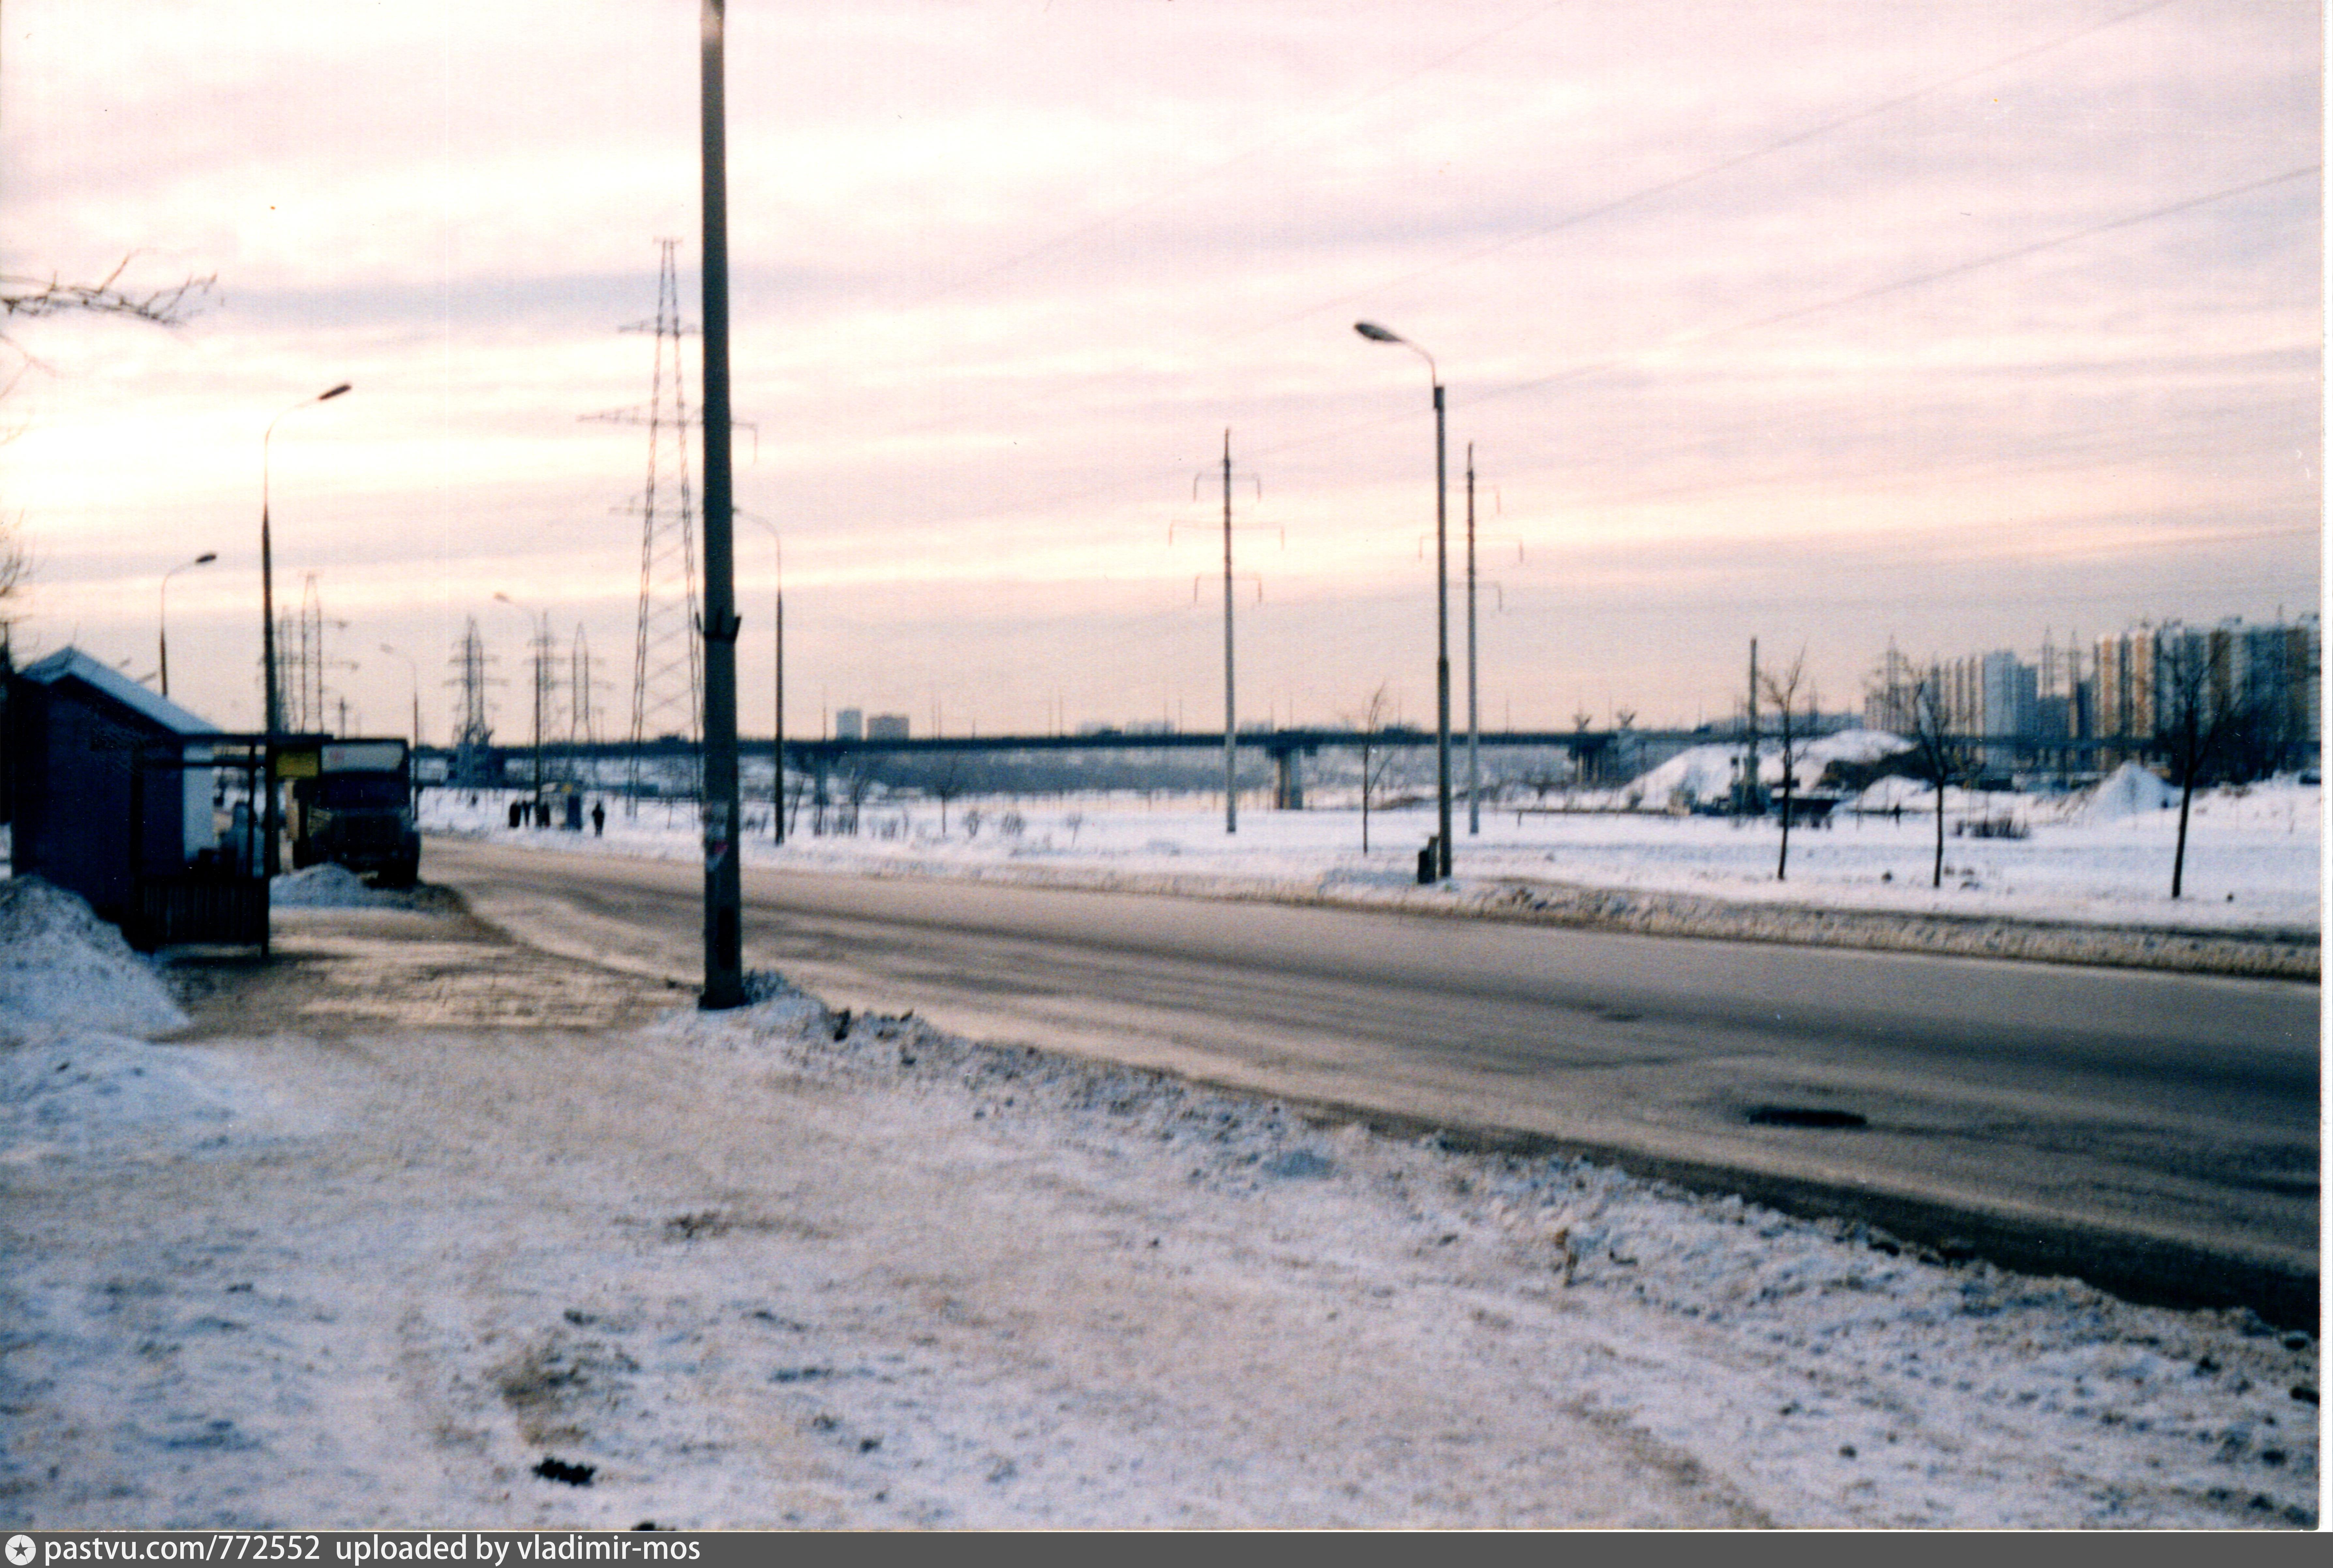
[591,799,606,837]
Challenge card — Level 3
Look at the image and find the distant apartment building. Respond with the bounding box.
[2091,616,2318,770]
[1864,613,2317,777]
[1863,645,2036,764]
[865,713,910,741]
[834,708,862,741]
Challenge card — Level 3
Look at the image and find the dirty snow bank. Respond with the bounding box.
[420,776,2319,975]
[640,979,2322,1528]
[0,888,2318,1528]
[269,863,399,908]
[0,876,187,1039]
[0,879,281,1166]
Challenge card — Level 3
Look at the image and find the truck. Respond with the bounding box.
[284,738,421,887]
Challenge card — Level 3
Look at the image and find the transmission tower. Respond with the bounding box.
[273,573,345,733]
[585,240,704,807]
[447,616,497,788]
[569,625,600,747]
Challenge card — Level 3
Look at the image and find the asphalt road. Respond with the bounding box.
[426,837,2321,1324]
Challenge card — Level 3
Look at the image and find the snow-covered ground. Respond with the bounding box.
[0,873,2320,1528]
[422,763,2322,942]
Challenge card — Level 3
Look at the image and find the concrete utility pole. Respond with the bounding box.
[697,0,747,1009]
[259,382,350,885]
[1221,430,1237,835]
[159,551,216,699]
[1465,445,1479,835]
[1353,321,1452,878]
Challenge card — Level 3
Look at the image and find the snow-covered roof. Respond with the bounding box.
[17,647,216,736]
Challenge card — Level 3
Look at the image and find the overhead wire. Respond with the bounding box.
[826,0,2242,528]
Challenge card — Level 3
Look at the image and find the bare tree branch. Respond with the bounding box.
[1,255,216,326]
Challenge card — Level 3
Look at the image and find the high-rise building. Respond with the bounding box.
[834,708,863,741]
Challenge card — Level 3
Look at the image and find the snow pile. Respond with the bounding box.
[0,1030,258,1150]
[644,988,2321,1528]
[0,877,188,1039]
[2079,761,2182,822]
[1628,728,1905,804]
[271,863,393,908]
[0,878,254,1157]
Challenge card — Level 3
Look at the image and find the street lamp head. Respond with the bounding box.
[1354,321,1403,344]
[194,552,218,565]
[318,383,352,401]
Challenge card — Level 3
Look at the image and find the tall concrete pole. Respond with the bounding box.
[697,0,746,1009]
[1433,380,1451,877]
[1222,429,1237,835]
[1355,321,1451,878]
[259,384,349,886]
[159,552,216,699]
[1465,444,1479,836]
[741,513,784,844]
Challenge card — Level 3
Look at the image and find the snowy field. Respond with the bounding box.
[0,871,2321,1529]
[422,753,2323,939]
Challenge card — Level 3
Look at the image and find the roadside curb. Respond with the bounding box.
[752,852,2321,982]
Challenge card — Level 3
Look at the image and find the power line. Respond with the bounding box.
[897,0,1577,313]
[1240,0,2186,341]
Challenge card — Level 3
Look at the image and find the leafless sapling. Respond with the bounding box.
[2154,636,2250,899]
[1759,650,1810,881]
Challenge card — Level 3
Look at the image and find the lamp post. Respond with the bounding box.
[158,551,217,699]
[698,0,747,1009]
[492,593,548,805]
[1355,321,1451,878]
[379,643,422,814]
[739,511,784,844]
[260,383,350,879]
[1465,444,1479,835]
[378,643,422,752]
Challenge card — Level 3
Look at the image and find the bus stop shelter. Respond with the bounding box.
[6,647,280,950]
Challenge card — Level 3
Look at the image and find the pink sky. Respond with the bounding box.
[3,0,2318,742]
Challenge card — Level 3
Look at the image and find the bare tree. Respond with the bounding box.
[2,257,213,785]
[2155,634,2250,899]
[1759,650,1809,881]
[1351,683,1397,852]
[839,759,881,836]
[1868,654,1964,888]
[0,526,26,650]
[928,759,966,837]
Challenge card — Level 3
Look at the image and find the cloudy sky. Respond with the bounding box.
[3,0,2319,744]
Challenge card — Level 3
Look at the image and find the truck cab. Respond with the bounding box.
[286,739,421,887]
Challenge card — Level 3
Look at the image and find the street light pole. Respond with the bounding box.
[380,643,422,814]
[1221,429,1237,836]
[260,383,350,881]
[697,0,747,1009]
[740,512,784,844]
[158,551,217,699]
[1355,322,1452,878]
[1465,444,1479,836]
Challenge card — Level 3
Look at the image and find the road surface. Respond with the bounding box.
[426,837,2320,1323]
